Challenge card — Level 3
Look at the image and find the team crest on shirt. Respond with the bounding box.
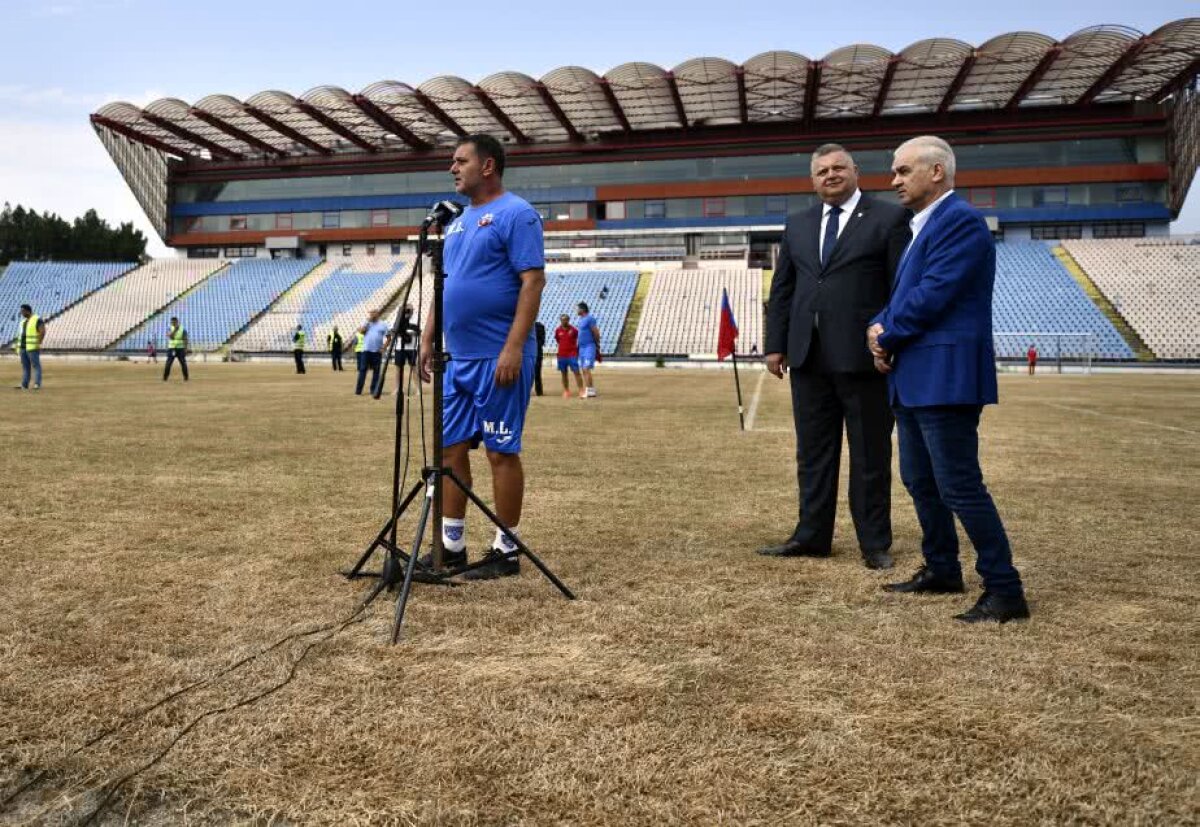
[477,213,494,227]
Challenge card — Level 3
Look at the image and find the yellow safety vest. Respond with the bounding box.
[168,326,186,349]
[354,331,365,353]
[294,330,306,350]
[19,314,41,351]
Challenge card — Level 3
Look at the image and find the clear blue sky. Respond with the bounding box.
[0,0,1195,254]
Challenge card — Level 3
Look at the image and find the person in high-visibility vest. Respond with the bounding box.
[327,325,344,372]
[15,303,46,390]
[353,329,366,376]
[292,324,307,374]
[163,317,189,382]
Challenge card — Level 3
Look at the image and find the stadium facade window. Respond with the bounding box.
[322,212,341,229]
[370,210,389,227]
[645,201,666,219]
[223,246,257,258]
[341,244,352,256]
[1030,223,1083,240]
[188,247,221,258]
[969,188,996,208]
[366,243,376,256]
[1116,184,1144,203]
[1093,221,1146,239]
[390,243,404,256]
[605,201,626,220]
[703,197,726,217]
[275,214,293,230]
[764,195,789,214]
[569,202,588,221]
[1034,187,1068,207]
[229,215,248,231]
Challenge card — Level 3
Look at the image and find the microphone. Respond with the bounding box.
[421,199,464,230]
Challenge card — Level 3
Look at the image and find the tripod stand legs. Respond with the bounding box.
[392,476,436,643]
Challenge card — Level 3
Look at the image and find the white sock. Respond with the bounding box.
[494,526,520,553]
[443,518,466,552]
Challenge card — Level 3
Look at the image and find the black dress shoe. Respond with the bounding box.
[756,540,832,558]
[862,549,894,570]
[883,566,965,594]
[954,591,1030,624]
[417,547,468,569]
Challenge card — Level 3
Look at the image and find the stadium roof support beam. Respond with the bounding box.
[938,52,976,114]
[1005,46,1062,110]
[664,72,689,128]
[189,109,284,157]
[735,67,749,124]
[1151,55,1200,103]
[90,115,196,158]
[295,101,379,152]
[1078,37,1149,105]
[873,57,901,117]
[803,61,823,125]
[243,105,332,155]
[351,95,433,150]
[472,86,530,143]
[598,80,632,133]
[412,91,468,138]
[140,113,239,159]
[535,84,583,142]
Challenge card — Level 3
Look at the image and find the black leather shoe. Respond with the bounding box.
[756,540,832,558]
[862,549,894,570]
[459,548,520,581]
[417,547,467,569]
[954,591,1030,624]
[883,566,965,594]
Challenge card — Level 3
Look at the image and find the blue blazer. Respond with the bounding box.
[871,193,998,408]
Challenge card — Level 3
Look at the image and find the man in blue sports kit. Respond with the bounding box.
[419,133,546,580]
[575,301,601,398]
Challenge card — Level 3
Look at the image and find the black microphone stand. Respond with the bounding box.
[343,222,575,643]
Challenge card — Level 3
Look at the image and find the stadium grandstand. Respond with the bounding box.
[3,18,1195,362]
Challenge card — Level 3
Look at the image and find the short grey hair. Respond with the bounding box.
[897,135,956,181]
[811,142,855,169]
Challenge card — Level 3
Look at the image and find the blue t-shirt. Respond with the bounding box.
[361,320,390,352]
[443,191,544,360]
[577,313,600,350]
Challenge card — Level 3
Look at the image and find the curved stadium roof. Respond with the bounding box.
[93,19,1200,162]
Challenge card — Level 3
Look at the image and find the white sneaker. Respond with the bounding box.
[586,388,597,398]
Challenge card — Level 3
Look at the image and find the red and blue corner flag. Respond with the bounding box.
[717,287,738,361]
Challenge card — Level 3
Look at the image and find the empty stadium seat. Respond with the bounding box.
[112,258,319,351]
[46,259,228,350]
[1062,238,1200,360]
[538,270,639,355]
[633,269,763,356]
[0,262,136,345]
[992,242,1133,360]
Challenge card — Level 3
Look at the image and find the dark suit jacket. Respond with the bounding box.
[766,193,910,373]
[872,193,998,407]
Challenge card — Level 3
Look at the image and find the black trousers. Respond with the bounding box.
[356,351,382,395]
[331,350,343,371]
[163,348,188,381]
[294,350,306,373]
[534,356,544,396]
[788,331,893,553]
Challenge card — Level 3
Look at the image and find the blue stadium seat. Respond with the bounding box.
[993,243,1133,360]
[111,259,318,351]
[538,270,639,355]
[0,262,135,345]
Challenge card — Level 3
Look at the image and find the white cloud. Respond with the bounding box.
[0,118,170,256]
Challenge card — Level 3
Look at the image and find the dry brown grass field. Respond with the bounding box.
[0,360,1197,825]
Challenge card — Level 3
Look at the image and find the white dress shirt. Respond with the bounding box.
[908,189,956,247]
[818,188,863,262]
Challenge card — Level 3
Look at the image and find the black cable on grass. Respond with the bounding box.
[1,599,373,818]
[75,609,370,826]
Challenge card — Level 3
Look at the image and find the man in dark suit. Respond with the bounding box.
[869,135,1029,623]
[760,144,910,569]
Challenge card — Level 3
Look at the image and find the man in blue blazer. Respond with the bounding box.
[868,135,1029,624]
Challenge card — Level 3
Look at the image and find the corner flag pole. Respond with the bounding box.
[732,347,745,431]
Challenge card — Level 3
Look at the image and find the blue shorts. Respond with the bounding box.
[443,356,534,454]
[578,345,598,370]
[556,355,579,372]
